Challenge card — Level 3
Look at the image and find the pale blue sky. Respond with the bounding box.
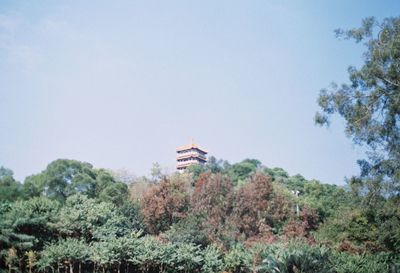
[0,1,399,183]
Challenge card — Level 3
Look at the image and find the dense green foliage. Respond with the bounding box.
[0,167,23,202]
[22,159,128,205]
[1,157,399,273]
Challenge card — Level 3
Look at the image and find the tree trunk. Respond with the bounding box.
[79,263,81,273]
[70,263,74,273]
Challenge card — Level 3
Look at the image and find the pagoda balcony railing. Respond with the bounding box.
[177,159,206,166]
[176,153,207,160]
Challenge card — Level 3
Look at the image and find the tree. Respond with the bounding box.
[54,194,130,241]
[119,202,146,232]
[201,245,224,273]
[172,243,203,273]
[95,169,129,206]
[185,164,206,183]
[228,159,261,186]
[191,173,235,247]
[317,197,400,253]
[315,17,400,254]
[0,167,23,201]
[22,159,97,201]
[257,243,331,273]
[22,174,46,199]
[315,17,400,197]
[263,167,289,181]
[150,162,163,182]
[128,176,153,202]
[266,166,355,221]
[39,238,89,273]
[22,161,128,206]
[98,183,128,207]
[205,156,224,173]
[0,197,59,253]
[141,175,190,234]
[165,213,209,246]
[232,173,274,241]
[223,244,251,273]
[110,168,136,184]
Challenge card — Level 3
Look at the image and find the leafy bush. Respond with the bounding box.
[224,244,252,273]
[330,252,398,273]
[257,242,331,273]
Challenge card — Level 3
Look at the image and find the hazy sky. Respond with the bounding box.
[1,1,399,184]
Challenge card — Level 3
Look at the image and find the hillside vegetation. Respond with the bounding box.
[0,157,399,273]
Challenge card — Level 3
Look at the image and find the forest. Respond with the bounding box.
[0,156,399,273]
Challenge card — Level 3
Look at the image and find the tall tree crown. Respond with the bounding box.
[316,17,400,196]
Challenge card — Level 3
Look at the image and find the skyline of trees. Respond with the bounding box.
[1,154,399,273]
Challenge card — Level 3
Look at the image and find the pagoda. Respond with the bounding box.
[176,140,208,171]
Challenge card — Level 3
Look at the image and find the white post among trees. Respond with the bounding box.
[292,190,300,216]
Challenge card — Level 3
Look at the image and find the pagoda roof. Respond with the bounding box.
[176,141,208,153]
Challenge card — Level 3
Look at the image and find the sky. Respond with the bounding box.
[0,0,399,184]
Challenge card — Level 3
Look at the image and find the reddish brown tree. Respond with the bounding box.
[283,219,308,238]
[243,222,276,247]
[191,173,235,246]
[283,206,319,239]
[232,173,275,242]
[141,176,190,234]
